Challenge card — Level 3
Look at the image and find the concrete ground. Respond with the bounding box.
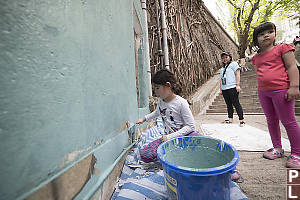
[194,114,300,200]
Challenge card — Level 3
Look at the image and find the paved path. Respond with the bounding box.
[194,114,300,200]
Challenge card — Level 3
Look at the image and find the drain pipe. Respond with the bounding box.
[155,0,164,67]
[141,0,152,96]
[159,0,170,70]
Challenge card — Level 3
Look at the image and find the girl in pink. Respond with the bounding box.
[252,22,300,168]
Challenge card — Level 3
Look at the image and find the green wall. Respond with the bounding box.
[0,0,149,199]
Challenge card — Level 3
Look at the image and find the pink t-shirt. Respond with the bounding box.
[252,44,295,91]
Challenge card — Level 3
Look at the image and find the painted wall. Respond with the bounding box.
[0,0,149,199]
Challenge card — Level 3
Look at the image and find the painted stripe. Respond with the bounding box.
[132,178,167,196]
[117,189,151,200]
[120,183,167,199]
[165,180,177,193]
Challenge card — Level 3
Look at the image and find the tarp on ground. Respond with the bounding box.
[111,122,248,200]
[201,123,291,152]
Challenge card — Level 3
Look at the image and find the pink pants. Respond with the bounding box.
[258,89,300,156]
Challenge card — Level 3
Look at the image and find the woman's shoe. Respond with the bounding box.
[286,155,300,168]
[239,121,245,127]
[222,119,232,124]
[263,148,284,160]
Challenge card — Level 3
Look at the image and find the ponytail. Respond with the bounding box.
[152,69,181,95]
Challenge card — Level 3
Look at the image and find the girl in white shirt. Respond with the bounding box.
[137,69,199,141]
[136,69,201,163]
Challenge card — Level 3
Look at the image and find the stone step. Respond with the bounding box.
[295,107,300,114]
[213,101,260,105]
[207,106,300,115]
[213,97,259,101]
[240,82,257,84]
[240,77,257,80]
[240,88,258,91]
[214,95,259,101]
[206,112,265,115]
[240,78,256,81]
[215,96,258,100]
[240,78,257,81]
[214,95,259,99]
[240,80,257,83]
[209,103,261,109]
[240,83,257,85]
[212,101,260,106]
[240,87,257,90]
[206,108,263,113]
[216,92,258,96]
[239,76,256,79]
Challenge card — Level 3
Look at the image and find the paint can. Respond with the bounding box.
[157,136,239,200]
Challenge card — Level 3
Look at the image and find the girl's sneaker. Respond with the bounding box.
[263,148,284,160]
[231,170,244,183]
[286,155,300,168]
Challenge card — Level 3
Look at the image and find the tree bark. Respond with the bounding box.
[227,0,261,58]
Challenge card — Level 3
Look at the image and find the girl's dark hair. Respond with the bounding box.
[253,22,276,47]
[152,69,182,95]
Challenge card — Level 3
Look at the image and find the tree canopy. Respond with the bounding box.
[222,0,300,58]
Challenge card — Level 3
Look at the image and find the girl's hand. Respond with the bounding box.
[219,90,223,95]
[285,87,300,101]
[236,85,241,93]
[136,117,146,125]
[160,135,168,142]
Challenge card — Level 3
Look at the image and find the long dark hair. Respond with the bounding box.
[253,22,276,48]
[152,69,182,95]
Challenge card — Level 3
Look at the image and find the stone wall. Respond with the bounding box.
[147,0,238,97]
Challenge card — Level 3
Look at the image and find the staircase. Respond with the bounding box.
[206,69,300,115]
[296,100,300,116]
[206,69,263,115]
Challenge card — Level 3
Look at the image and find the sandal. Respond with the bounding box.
[263,148,284,160]
[222,119,232,124]
[286,155,300,168]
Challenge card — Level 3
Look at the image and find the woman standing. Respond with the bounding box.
[219,52,245,127]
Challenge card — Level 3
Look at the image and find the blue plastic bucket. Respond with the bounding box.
[157,136,239,200]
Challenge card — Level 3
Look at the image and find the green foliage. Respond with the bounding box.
[219,0,300,57]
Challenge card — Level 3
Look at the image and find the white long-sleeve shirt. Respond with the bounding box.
[145,95,195,139]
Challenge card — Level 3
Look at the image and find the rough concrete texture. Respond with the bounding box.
[92,151,128,200]
[27,154,95,200]
[27,148,128,200]
[195,114,300,200]
[190,73,220,116]
[0,0,149,199]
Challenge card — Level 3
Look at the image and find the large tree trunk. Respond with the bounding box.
[238,34,250,58]
[227,0,260,58]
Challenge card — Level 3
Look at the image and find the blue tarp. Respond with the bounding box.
[111,119,248,200]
